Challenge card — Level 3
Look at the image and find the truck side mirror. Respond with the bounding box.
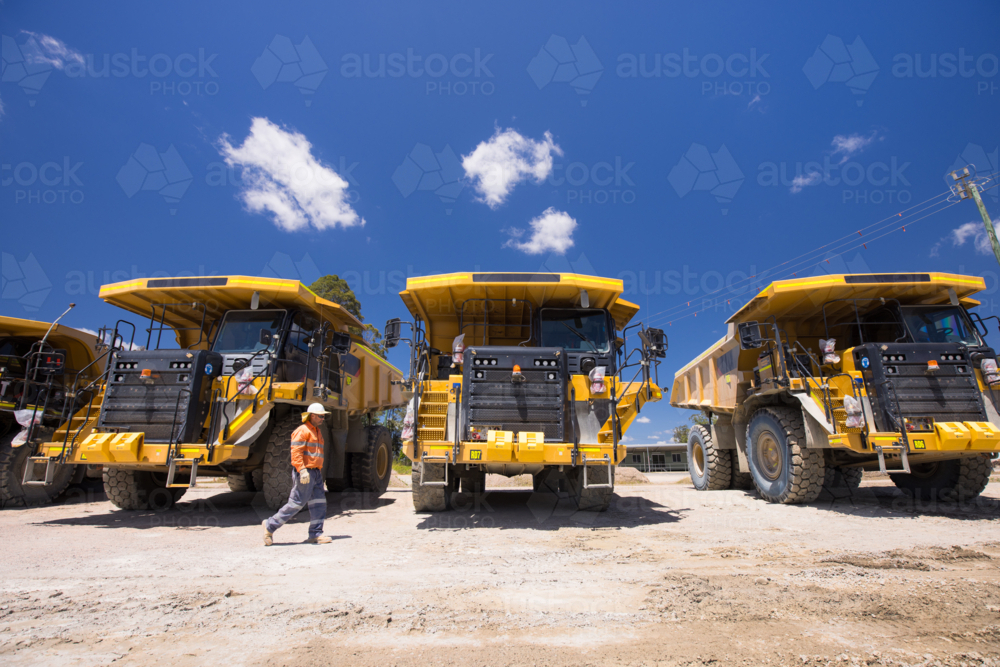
[384,318,402,349]
[259,329,272,346]
[639,327,668,358]
[330,332,352,354]
[738,321,764,350]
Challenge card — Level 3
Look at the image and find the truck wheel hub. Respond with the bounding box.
[758,432,782,481]
[376,445,388,479]
[692,443,705,476]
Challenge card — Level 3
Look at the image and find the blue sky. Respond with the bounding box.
[2,1,999,443]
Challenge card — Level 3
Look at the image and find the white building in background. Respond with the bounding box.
[619,443,688,473]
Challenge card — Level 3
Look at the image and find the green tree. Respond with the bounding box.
[310,275,363,321]
[310,275,396,440]
[310,275,387,355]
[690,413,714,427]
[673,414,714,443]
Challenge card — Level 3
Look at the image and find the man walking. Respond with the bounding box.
[263,403,333,545]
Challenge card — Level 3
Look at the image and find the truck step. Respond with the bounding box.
[874,443,910,474]
[21,456,58,486]
[165,457,200,488]
[418,428,445,441]
[418,401,448,416]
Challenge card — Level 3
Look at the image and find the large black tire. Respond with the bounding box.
[566,463,614,512]
[351,426,393,494]
[263,414,299,511]
[326,453,354,492]
[411,461,455,512]
[0,431,74,508]
[730,469,754,490]
[746,407,824,504]
[890,455,993,501]
[227,473,256,493]
[460,468,487,495]
[821,465,863,499]
[103,468,186,510]
[688,425,731,491]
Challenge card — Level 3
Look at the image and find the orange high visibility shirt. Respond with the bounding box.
[290,423,324,472]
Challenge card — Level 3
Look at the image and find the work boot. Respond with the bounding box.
[305,536,332,544]
[262,520,273,547]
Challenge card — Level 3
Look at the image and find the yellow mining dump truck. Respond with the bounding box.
[384,272,667,512]
[671,273,1000,504]
[28,276,405,511]
[1,314,104,507]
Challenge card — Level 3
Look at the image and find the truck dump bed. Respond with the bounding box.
[671,273,985,413]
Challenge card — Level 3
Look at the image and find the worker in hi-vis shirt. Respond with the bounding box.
[263,403,333,546]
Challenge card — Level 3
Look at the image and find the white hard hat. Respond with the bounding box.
[306,403,331,415]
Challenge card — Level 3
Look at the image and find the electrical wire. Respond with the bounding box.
[642,182,986,329]
[643,187,956,324]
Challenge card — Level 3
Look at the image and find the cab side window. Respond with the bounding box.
[283,312,319,383]
[860,307,906,344]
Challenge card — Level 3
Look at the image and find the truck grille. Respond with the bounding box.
[462,346,565,442]
[99,350,221,443]
[855,343,987,431]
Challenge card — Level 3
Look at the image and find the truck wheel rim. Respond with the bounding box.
[692,443,705,476]
[376,444,389,479]
[758,431,782,481]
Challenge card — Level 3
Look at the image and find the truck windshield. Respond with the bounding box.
[539,309,610,352]
[213,310,285,354]
[900,306,981,346]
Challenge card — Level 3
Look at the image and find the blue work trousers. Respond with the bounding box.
[265,469,327,538]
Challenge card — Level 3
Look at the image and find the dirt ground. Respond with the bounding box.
[2,472,1000,667]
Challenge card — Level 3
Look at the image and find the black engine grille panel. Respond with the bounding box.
[99,350,222,443]
[854,343,987,431]
[462,346,566,442]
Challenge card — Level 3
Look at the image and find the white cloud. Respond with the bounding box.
[503,207,577,255]
[933,218,1000,257]
[218,117,363,232]
[20,31,83,70]
[831,132,877,165]
[635,416,651,424]
[462,127,561,208]
[789,172,821,194]
[655,440,669,446]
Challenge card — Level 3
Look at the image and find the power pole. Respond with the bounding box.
[951,167,1000,268]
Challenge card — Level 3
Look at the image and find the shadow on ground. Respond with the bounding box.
[32,491,396,530]
[809,483,1000,520]
[415,489,687,531]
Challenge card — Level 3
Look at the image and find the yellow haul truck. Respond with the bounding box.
[384,272,667,512]
[28,276,404,511]
[0,313,104,506]
[671,273,1000,504]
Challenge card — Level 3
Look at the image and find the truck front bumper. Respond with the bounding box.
[38,432,249,468]
[404,439,627,466]
[828,420,1000,456]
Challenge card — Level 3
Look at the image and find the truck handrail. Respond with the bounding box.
[51,320,135,463]
[457,298,534,347]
